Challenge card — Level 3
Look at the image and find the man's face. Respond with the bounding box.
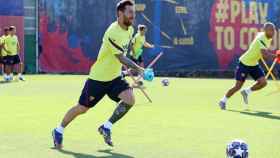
[4,30,9,35]
[140,28,146,35]
[11,29,16,35]
[265,26,275,39]
[120,5,135,27]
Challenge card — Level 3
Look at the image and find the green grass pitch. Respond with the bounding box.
[0,75,279,158]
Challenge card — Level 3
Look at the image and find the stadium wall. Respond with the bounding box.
[37,0,280,77]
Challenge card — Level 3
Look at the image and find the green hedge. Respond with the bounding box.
[24,35,36,73]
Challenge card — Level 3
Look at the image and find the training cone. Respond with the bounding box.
[277,50,280,64]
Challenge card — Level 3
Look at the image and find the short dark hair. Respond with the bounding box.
[138,24,146,31]
[116,0,134,13]
[3,27,9,32]
[264,22,275,29]
[9,26,16,31]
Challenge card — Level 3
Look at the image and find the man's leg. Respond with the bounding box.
[219,81,245,109]
[7,56,15,80]
[99,78,134,146]
[2,64,9,81]
[139,61,144,68]
[52,104,89,149]
[53,79,105,149]
[5,65,13,81]
[137,61,145,86]
[241,65,266,104]
[241,77,267,104]
[10,65,14,80]
[219,62,247,109]
[132,59,144,87]
[3,56,12,81]
[250,77,267,91]
[108,89,135,124]
[225,81,245,98]
[1,63,3,75]
[17,62,25,80]
[61,104,89,128]
[1,63,4,78]
[15,55,25,81]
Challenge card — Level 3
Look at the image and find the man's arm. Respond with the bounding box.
[130,43,136,57]
[0,39,4,57]
[2,43,11,54]
[115,53,144,73]
[144,42,154,48]
[108,37,144,73]
[17,42,20,53]
[0,44,2,58]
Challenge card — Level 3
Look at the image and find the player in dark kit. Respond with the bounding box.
[219,22,279,109]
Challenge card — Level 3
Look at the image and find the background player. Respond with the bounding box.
[127,24,154,87]
[4,26,25,81]
[0,27,10,81]
[130,24,154,68]
[219,22,279,109]
[52,0,153,148]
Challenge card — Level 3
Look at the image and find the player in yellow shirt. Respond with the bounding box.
[130,24,154,67]
[126,24,154,87]
[0,28,4,77]
[0,27,10,81]
[52,0,153,148]
[4,26,25,81]
[219,22,279,110]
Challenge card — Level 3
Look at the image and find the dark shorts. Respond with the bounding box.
[131,55,143,65]
[235,62,265,81]
[6,55,21,65]
[0,56,9,65]
[79,77,131,108]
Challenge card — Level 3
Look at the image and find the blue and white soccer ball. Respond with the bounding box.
[226,139,248,158]
[143,68,154,81]
[161,78,169,86]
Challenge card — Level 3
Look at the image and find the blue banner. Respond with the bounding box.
[0,0,24,16]
[39,0,280,73]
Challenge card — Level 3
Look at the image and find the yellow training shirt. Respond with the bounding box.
[89,21,134,81]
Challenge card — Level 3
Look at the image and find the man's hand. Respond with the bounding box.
[144,42,154,49]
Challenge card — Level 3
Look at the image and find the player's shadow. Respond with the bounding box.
[0,80,11,84]
[0,80,19,84]
[56,149,134,158]
[227,109,280,121]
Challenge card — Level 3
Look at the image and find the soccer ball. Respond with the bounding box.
[226,140,248,158]
[161,78,169,86]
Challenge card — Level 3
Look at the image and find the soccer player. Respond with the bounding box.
[52,0,151,148]
[0,28,3,77]
[219,22,279,109]
[4,26,25,81]
[127,24,154,87]
[0,27,10,81]
[130,24,154,68]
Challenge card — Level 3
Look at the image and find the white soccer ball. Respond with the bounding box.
[161,78,169,86]
[226,139,248,158]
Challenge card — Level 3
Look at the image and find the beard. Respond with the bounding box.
[124,21,132,27]
[123,16,133,27]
